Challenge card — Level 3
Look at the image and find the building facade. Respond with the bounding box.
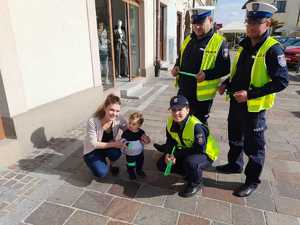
[0,0,211,165]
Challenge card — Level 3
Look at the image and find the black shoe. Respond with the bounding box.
[153,143,167,153]
[137,170,146,178]
[216,164,242,174]
[110,166,120,176]
[178,183,202,198]
[128,172,137,180]
[233,183,257,197]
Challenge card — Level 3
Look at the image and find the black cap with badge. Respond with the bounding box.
[169,95,189,111]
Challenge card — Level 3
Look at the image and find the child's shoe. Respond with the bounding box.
[137,170,146,178]
[128,172,137,180]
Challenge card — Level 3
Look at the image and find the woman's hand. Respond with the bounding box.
[112,140,127,149]
[141,134,151,144]
[164,154,176,165]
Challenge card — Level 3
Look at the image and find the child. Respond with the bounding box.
[121,112,151,180]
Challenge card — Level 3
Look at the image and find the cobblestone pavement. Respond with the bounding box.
[0,71,300,225]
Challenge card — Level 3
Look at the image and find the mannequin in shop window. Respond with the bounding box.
[98,22,110,84]
[114,20,129,78]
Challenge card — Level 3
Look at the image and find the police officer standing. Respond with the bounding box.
[216,2,289,197]
[157,95,219,197]
[172,7,230,125]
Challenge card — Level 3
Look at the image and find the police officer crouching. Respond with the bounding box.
[216,2,289,197]
[156,95,219,197]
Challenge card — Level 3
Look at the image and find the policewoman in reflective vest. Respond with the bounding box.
[216,2,288,197]
[171,7,230,125]
[156,95,219,198]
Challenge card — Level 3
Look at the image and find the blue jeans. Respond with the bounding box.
[83,148,121,177]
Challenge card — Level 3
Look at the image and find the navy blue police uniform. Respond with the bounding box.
[156,96,212,197]
[216,2,289,197]
[174,10,230,125]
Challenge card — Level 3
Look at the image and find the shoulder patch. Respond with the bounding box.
[195,133,204,145]
[277,54,287,67]
[223,48,229,58]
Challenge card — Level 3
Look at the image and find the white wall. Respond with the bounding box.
[3,0,96,115]
[273,0,300,29]
[144,0,155,69]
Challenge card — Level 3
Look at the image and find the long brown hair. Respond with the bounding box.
[94,94,121,119]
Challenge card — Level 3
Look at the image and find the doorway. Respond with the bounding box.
[0,117,5,140]
[159,3,166,61]
[176,12,182,56]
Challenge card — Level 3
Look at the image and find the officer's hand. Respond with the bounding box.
[165,154,176,165]
[196,71,206,82]
[233,90,248,103]
[171,66,180,77]
[218,84,226,95]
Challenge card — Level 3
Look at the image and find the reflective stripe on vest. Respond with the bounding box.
[166,115,220,161]
[230,37,278,112]
[178,33,224,101]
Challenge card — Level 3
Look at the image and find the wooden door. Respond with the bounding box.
[159,4,166,60]
[176,12,182,56]
[0,117,5,140]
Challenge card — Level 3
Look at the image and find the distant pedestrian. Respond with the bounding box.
[83,94,127,178]
[121,112,151,180]
[217,2,289,197]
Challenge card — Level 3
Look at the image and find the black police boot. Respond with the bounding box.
[153,143,167,153]
[215,164,242,174]
[178,182,202,198]
[233,183,258,197]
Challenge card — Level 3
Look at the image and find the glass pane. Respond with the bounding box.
[112,1,129,80]
[95,0,113,89]
[129,5,140,77]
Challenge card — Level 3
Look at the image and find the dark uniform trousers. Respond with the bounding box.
[227,100,266,185]
[177,89,213,125]
[157,150,212,187]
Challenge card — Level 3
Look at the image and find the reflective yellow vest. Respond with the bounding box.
[178,33,224,101]
[166,115,219,161]
[230,37,279,112]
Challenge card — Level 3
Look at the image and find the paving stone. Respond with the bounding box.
[108,180,141,198]
[25,202,74,225]
[73,190,112,214]
[232,205,265,225]
[211,222,231,225]
[104,197,142,222]
[133,204,178,225]
[47,183,83,206]
[12,182,26,191]
[85,177,114,193]
[274,182,300,200]
[164,193,197,214]
[3,179,17,188]
[14,174,26,180]
[20,176,34,183]
[4,172,16,179]
[196,197,231,224]
[274,196,300,217]
[55,156,84,172]
[0,201,8,210]
[135,184,167,206]
[273,170,300,185]
[255,180,272,195]
[0,198,40,225]
[0,178,8,185]
[246,192,275,211]
[177,213,210,225]
[107,221,131,225]
[64,210,108,225]
[202,186,244,205]
[0,189,18,203]
[265,211,299,225]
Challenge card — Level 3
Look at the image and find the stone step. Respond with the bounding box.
[125,86,155,99]
[119,79,147,98]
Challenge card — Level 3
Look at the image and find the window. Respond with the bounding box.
[275,0,287,13]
